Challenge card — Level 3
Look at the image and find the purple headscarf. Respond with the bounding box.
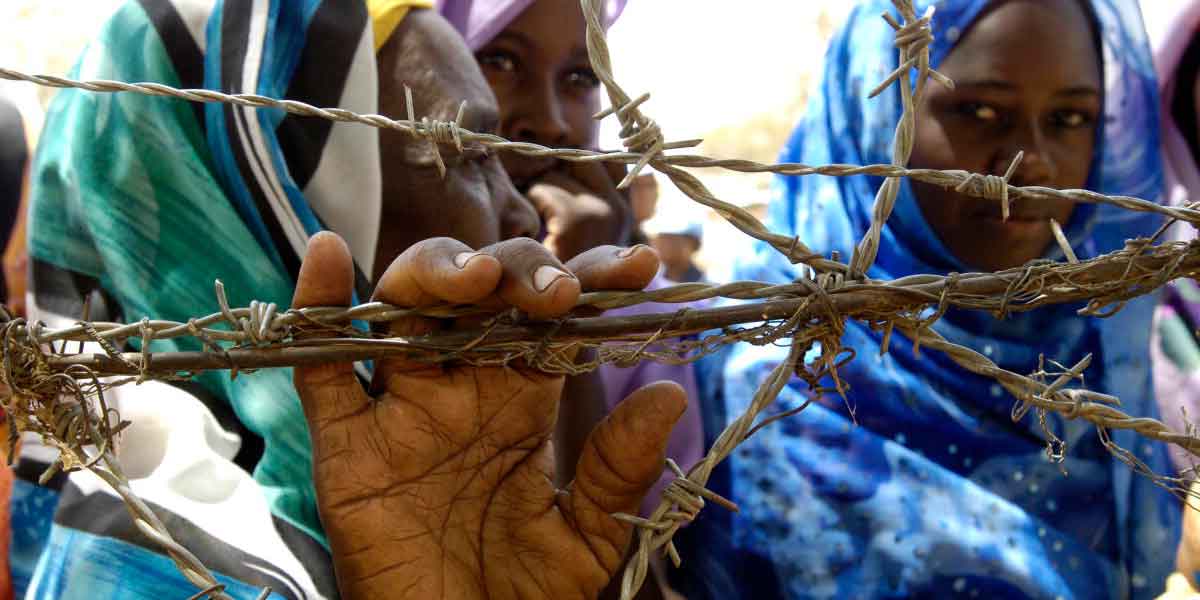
[435,0,627,50]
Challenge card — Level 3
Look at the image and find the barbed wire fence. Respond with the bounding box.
[0,0,1199,598]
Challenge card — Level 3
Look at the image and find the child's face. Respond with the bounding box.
[908,0,1102,272]
[651,233,699,270]
[473,0,604,191]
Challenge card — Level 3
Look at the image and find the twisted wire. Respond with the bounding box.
[848,2,945,278]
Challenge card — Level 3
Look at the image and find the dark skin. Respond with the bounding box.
[374,10,539,281]
[908,0,1101,272]
[474,6,673,597]
[295,233,684,600]
[472,0,625,494]
[290,10,686,600]
[475,0,630,262]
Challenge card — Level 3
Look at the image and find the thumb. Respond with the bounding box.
[291,232,370,426]
[567,381,687,570]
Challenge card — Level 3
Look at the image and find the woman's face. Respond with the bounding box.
[908,0,1101,272]
[474,0,603,190]
[373,10,540,282]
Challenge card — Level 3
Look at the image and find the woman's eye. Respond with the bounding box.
[960,103,999,121]
[478,51,518,73]
[1052,110,1093,129]
[564,67,601,89]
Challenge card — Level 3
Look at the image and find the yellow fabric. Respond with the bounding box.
[367,0,435,52]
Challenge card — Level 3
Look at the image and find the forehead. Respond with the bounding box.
[500,1,589,51]
[940,0,1100,86]
[383,10,499,129]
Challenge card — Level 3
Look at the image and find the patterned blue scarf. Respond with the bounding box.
[705,1,1181,598]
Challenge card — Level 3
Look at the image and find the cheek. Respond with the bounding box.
[909,116,986,173]
[1053,134,1097,189]
[483,71,518,105]
[384,172,500,247]
[563,94,600,147]
[483,72,519,125]
[448,172,504,247]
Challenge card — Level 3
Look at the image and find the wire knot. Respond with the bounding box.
[593,92,703,189]
[868,3,953,99]
[598,92,666,188]
[404,86,468,179]
[954,151,1024,221]
[611,459,738,567]
[816,270,846,293]
[214,281,288,346]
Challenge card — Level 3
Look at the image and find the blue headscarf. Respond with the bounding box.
[707,1,1180,598]
[27,0,424,574]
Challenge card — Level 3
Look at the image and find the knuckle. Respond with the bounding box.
[498,236,549,258]
[412,237,456,262]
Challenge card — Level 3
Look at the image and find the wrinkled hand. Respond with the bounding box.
[530,161,631,262]
[292,233,686,600]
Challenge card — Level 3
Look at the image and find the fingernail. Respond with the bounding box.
[533,265,571,292]
[454,252,483,269]
[618,245,646,259]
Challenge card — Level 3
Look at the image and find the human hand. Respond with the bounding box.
[529,161,631,262]
[292,232,686,600]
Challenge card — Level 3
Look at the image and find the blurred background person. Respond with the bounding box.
[629,171,659,245]
[647,215,705,283]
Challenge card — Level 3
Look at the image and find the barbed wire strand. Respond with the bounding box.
[27,239,1200,379]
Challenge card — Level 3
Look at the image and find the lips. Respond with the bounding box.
[968,199,1057,224]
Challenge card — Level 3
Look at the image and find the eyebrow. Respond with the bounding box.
[953,79,1101,98]
[490,31,532,51]
[568,47,591,62]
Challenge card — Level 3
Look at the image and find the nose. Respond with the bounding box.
[507,79,571,147]
[998,120,1056,188]
[491,161,540,239]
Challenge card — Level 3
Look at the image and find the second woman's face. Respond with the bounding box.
[908,0,1102,272]
[474,0,603,191]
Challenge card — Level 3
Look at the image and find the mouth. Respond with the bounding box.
[970,201,1058,225]
[974,213,1058,239]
